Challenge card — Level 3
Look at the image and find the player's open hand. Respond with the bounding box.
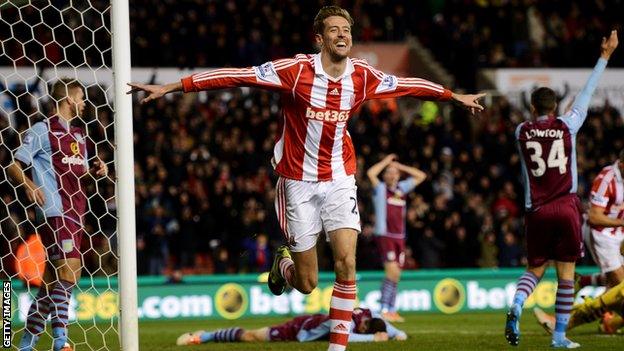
[451,92,486,115]
[600,30,618,60]
[126,83,168,104]
[90,159,108,178]
[383,153,398,163]
[25,183,45,206]
[373,332,389,341]
[394,332,408,340]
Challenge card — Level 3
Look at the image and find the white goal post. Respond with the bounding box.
[111,0,138,350]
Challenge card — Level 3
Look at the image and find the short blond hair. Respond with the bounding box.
[50,77,83,103]
[313,6,354,34]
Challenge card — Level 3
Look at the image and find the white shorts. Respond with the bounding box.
[587,228,624,273]
[274,175,361,252]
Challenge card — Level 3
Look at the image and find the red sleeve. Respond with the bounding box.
[590,170,613,208]
[361,62,452,101]
[181,57,302,93]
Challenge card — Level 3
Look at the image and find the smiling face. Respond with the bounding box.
[316,15,352,61]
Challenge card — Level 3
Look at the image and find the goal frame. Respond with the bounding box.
[111,0,138,349]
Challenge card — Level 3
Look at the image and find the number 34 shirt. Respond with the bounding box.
[515,58,607,210]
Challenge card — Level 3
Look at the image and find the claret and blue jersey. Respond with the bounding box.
[14,115,89,223]
[516,58,608,210]
[372,178,417,238]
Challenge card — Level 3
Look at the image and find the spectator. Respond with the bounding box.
[478,231,499,268]
[499,232,523,267]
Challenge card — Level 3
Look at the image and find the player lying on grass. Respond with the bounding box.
[367,154,427,323]
[176,308,406,346]
[534,278,624,334]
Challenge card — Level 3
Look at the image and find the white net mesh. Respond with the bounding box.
[0,0,119,349]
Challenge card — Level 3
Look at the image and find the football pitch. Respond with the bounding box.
[13,311,623,350]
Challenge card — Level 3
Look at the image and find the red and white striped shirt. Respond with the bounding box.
[590,161,624,236]
[181,53,452,181]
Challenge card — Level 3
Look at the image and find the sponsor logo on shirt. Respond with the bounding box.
[62,155,84,166]
[387,197,406,206]
[305,107,350,122]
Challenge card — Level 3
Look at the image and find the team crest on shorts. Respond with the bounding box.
[61,239,74,253]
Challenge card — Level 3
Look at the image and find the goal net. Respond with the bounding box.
[0,0,128,349]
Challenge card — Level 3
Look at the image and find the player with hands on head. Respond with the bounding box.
[367,153,426,322]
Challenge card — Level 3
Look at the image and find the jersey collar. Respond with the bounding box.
[536,114,554,121]
[614,160,623,183]
[50,115,70,131]
[313,53,354,82]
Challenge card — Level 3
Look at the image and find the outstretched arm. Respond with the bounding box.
[359,61,485,114]
[126,81,182,104]
[128,57,303,104]
[561,30,618,132]
[348,332,388,342]
[366,154,396,187]
[588,205,624,227]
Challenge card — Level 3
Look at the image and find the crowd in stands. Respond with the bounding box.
[125,0,623,89]
[420,0,624,89]
[2,0,622,89]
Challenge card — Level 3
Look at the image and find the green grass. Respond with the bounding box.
[12,311,623,350]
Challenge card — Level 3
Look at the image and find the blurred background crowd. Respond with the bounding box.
[1,0,623,279]
[2,0,622,89]
[126,0,623,89]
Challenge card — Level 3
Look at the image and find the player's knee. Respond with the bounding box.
[334,255,356,277]
[387,268,400,282]
[298,276,318,294]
